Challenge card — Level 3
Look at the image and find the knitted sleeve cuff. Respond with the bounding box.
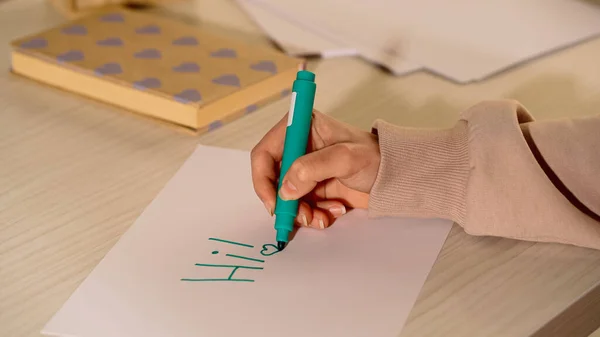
[368,120,470,224]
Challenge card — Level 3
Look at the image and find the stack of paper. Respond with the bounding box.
[237,0,600,83]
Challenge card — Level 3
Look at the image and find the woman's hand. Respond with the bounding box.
[250,110,380,229]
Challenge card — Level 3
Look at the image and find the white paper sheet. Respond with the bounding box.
[252,0,600,82]
[236,0,425,75]
[42,145,452,337]
[236,0,357,58]
[237,0,424,75]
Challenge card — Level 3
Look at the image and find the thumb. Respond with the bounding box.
[279,143,355,201]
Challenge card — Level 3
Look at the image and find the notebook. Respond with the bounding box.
[10,8,304,131]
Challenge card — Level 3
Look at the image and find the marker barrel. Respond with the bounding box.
[274,70,316,243]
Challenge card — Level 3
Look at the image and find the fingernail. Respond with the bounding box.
[264,202,273,216]
[319,219,325,229]
[299,214,308,227]
[280,180,297,200]
[329,205,346,217]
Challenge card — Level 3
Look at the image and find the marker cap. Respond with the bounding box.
[296,70,315,82]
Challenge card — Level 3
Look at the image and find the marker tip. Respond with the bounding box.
[277,241,287,251]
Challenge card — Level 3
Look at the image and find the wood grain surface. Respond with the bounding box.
[1,0,599,336]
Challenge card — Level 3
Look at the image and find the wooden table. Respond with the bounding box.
[1,0,600,336]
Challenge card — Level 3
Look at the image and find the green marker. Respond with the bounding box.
[274,70,316,251]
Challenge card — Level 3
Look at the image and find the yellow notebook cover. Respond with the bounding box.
[10,8,304,131]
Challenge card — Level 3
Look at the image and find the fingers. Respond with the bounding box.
[301,200,346,229]
[250,115,288,213]
[252,108,371,218]
[315,200,347,218]
[310,207,331,229]
[296,200,313,227]
[294,199,346,229]
[251,152,278,214]
[279,143,356,201]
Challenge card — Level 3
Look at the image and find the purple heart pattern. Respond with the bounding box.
[20,38,47,49]
[95,62,122,75]
[133,77,161,90]
[136,25,160,34]
[245,104,258,114]
[134,48,161,59]
[251,60,277,74]
[172,36,198,46]
[174,89,202,103]
[12,10,301,133]
[208,120,223,131]
[57,50,84,62]
[62,25,87,35]
[172,62,200,73]
[212,74,240,87]
[100,13,124,22]
[210,48,237,58]
[97,37,123,46]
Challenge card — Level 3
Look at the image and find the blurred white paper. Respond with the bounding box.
[236,0,357,58]
[254,0,600,82]
[237,0,424,75]
[42,145,452,337]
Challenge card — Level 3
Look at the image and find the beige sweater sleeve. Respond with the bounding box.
[369,100,600,250]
